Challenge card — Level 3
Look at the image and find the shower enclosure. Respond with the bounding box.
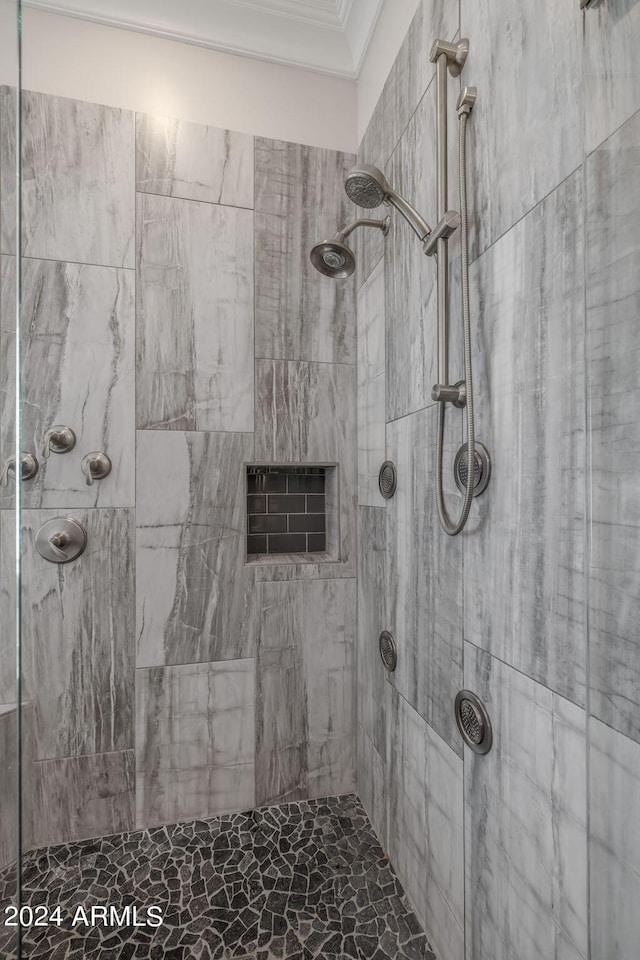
[1,0,640,958]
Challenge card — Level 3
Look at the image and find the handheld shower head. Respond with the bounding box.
[344,165,390,208]
[310,216,390,279]
[344,164,432,242]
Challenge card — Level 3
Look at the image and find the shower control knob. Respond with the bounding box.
[81,451,112,486]
[431,380,467,408]
[35,517,87,564]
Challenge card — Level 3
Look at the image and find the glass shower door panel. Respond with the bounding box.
[0,1,23,957]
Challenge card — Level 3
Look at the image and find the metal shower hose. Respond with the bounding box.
[435,109,475,536]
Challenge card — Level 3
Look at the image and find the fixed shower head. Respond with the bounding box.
[344,163,432,242]
[344,165,390,209]
[310,237,356,279]
[310,216,390,280]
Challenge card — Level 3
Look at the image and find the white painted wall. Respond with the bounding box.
[357,0,421,144]
[0,2,19,85]
[0,4,357,152]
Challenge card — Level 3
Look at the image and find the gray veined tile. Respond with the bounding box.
[0,257,135,509]
[357,724,387,851]
[136,113,254,208]
[21,509,135,761]
[31,750,135,848]
[2,90,135,266]
[0,86,16,260]
[136,430,256,668]
[357,506,387,760]
[586,108,640,742]
[461,0,582,258]
[357,259,386,506]
[254,138,356,364]
[0,707,18,872]
[254,359,356,581]
[386,80,460,422]
[136,192,254,432]
[589,718,640,960]
[255,578,356,807]
[387,687,464,960]
[584,1,640,154]
[358,0,458,176]
[464,644,587,960]
[0,510,16,707]
[136,659,255,827]
[386,404,463,756]
[464,170,586,707]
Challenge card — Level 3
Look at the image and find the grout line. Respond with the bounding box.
[463,637,587,713]
[468,162,583,267]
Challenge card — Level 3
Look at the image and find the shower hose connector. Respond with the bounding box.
[432,380,467,408]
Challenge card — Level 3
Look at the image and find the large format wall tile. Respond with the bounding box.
[255,579,356,806]
[0,510,16,706]
[586,108,640,742]
[386,87,437,421]
[0,707,17,871]
[357,507,387,760]
[357,724,387,850]
[387,687,464,960]
[584,2,640,154]
[136,113,253,208]
[461,0,582,258]
[386,404,463,755]
[254,359,356,580]
[464,172,586,706]
[136,192,254,432]
[32,750,135,848]
[136,659,254,827]
[136,430,256,667]
[357,260,385,505]
[254,138,356,364]
[0,257,134,509]
[22,509,134,760]
[386,81,460,422]
[358,0,458,175]
[464,644,587,960]
[589,719,640,960]
[0,87,16,260]
[1,90,135,267]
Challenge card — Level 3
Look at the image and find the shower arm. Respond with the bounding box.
[335,217,391,244]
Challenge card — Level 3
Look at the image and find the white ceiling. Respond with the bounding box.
[23,0,385,77]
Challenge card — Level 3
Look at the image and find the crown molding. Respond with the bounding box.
[23,0,384,78]
[228,0,343,29]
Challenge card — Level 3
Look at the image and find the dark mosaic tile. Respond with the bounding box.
[0,795,436,960]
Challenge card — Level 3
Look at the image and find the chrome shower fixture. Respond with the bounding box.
[344,164,432,242]
[310,216,390,278]
[344,163,461,255]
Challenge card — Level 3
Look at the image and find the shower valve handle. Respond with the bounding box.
[42,425,76,459]
[81,451,112,486]
[432,380,467,408]
[0,452,40,486]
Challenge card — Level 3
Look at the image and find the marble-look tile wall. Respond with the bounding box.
[0,85,356,849]
[356,1,640,959]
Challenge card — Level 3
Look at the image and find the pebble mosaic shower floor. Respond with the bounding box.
[0,795,437,960]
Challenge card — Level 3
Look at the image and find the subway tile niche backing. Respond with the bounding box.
[247,466,330,557]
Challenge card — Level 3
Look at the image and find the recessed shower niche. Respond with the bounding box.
[246,465,338,561]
